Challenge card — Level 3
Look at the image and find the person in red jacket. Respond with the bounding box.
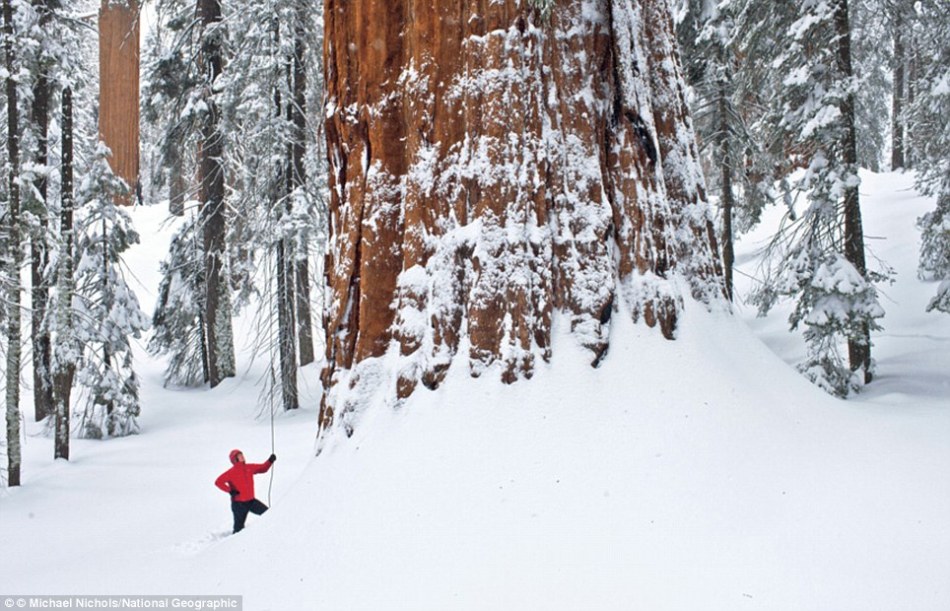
[215,449,276,533]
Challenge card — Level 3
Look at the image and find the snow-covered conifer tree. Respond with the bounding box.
[214,0,323,409]
[43,0,100,460]
[25,0,57,422]
[3,0,23,486]
[141,0,200,217]
[145,0,325,401]
[36,0,149,450]
[196,0,236,388]
[850,0,890,172]
[143,0,215,387]
[67,147,149,438]
[149,217,208,387]
[676,0,774,299]
[910,0,950,314]
[752,0,887,396]
[51,85,75,460]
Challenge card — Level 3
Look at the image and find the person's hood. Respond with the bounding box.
[229,449,243,464]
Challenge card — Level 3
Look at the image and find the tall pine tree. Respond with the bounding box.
[910,0,950,314]
[3,0,22,486]
[751,0,887,396]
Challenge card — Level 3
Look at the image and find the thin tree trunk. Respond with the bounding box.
[277,242,299,410]
[30,1,52,421]
[102,216,116,435]
[834,0,871,382]
[295,262,314,365]
[717,81,735,302]
[275,20,298,411]
[891,8,905,170]
[4,0,22,485]
[291,18,315,367]
[169,146,186,216]
[905,35,917,168]
[197,0,235,388]
[53,86,76,462]
[720,150,735,302]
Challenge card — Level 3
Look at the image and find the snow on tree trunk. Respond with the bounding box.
[52,87,75,461]
[292,18,316,368]
[3,0,21,485]
[834,0,872,383]
[319,0,722,436]
[198,0,235,388]
[30,8,53,422]
[891,10,906,171]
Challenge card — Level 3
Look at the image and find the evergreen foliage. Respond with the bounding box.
[144,0,325,403]
[743,0,887,395]
[1,0,148,466]
[851,0,890,172]
[909,1,950,316]
[149,216,208,386]
[918,193,950,314]
[70,147,149,438]
[677,0,773,231]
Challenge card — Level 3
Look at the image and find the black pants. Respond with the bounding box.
[231,499,268,533]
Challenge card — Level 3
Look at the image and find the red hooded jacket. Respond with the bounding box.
[215,449,272,502]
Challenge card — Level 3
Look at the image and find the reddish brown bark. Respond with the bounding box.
[99,0,140,203]
[320,0,721,434]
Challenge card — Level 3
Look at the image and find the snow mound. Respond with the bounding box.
[165,306,949,611]
[2,171,948,611]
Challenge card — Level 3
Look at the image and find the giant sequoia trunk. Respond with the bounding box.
[320,0,722,435]
[99,0,140,202]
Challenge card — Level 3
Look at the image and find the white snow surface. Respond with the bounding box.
[1,171,949,610]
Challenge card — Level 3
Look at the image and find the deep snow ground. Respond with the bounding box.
[1,172,949,611]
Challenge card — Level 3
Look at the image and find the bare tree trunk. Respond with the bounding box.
[103,216,116,433]
[4,0,22,485]
[272,20,299,411]
[277,241,299,410]
[834,0,871,382]
[168,146,186,216]
[30,0,53,421]
[291,17,315,367]
[53,87,76,461]
[197,0,235,388]
[717,81,735,302]
[319,0,721,435]
[720,146,735,302]
[891,7,906,170]
[905,33,918,168]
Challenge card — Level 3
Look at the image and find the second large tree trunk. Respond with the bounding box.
[99,0,140,202]
[320,0,721,434]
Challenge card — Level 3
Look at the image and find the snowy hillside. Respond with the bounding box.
[1,171,949,611]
